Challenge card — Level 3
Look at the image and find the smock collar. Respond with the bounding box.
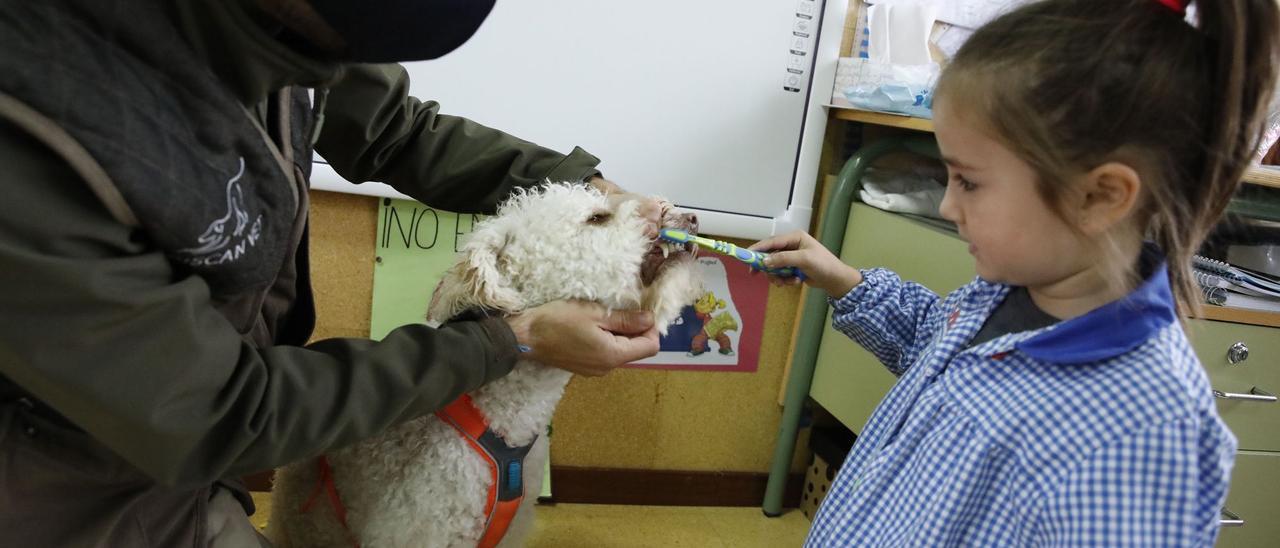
[1013,245,1176,364]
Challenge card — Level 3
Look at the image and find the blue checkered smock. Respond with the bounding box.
[806,256,1234,547]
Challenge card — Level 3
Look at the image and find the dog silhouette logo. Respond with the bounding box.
[179,157,264,266]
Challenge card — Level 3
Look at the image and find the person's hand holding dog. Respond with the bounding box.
[586,176,622,195]
[504,300,660,376]
[750,230,863,298]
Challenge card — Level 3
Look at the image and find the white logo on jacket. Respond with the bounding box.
[179,157,263,266]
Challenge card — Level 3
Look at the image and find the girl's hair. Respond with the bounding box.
[936,0,1280,316]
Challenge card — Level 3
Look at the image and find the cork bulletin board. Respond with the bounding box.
[308,191,807,473]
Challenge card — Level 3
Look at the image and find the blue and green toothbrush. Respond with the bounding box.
[659,228,806,280]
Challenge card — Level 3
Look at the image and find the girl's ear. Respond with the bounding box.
[426,221,523,324]
[1076,161,1143,236]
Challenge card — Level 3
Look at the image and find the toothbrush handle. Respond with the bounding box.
[730,247,806,280]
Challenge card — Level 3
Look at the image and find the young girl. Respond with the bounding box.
[754,0,1279,544]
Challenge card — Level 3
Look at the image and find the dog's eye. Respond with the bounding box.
[586,211,612,225]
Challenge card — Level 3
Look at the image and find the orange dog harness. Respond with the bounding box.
[434,394,536,548]
[302,394,536,548]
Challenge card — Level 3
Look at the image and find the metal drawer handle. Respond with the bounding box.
[1227,342,1249,364]
[1220,508,1244,527]
[1212,387,1276,403]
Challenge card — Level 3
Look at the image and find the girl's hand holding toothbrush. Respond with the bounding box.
[750,231,863,297]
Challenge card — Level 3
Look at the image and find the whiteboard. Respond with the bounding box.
[311,0,846,239]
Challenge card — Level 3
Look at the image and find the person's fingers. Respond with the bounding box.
[633,197,663,230]
[588,177,624,195]
[749,231,805,252]
[762,249,809,270]
[600,308,655,335]
[609,327,661,364]
[749,235,784,252]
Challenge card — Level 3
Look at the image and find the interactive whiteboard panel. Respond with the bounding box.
[311,0,844,238]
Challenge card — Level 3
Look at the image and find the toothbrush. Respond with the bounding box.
[659,228,806,280]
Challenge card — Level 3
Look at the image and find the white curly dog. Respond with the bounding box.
[268,183,703,547]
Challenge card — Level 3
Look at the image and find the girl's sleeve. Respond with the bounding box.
[1030,414,1235,546]
[829,268,944,376]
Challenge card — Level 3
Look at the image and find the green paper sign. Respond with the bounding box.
[371,198,482,340]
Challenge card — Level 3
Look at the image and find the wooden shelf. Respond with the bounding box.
[831,107,935,132]
[830,110,1280,193]
[1195,306,1280,328]
[1243,165,1280,190]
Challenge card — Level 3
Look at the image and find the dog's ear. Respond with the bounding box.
[426,223,523,324]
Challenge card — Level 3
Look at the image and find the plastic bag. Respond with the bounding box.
[842,62,938,119]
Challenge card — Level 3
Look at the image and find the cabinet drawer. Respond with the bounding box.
[1188,320,1280,453]
[1217,450,1280,548]
[810,204,971,431]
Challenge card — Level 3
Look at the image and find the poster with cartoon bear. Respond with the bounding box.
[628,254,768,372]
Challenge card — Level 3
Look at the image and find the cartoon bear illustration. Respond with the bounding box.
[689,291,738,356]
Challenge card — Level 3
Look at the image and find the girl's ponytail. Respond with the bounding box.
[1168,0,1280,315]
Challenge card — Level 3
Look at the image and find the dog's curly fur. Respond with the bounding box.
[268,184,702,547]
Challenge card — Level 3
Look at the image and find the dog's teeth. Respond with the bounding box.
[662,243,670,258]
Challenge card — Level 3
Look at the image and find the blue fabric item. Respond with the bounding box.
[843,84,933,119]
[805,263,1235,546]
[1016,248,1177,364]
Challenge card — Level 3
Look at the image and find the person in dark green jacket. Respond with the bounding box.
[0,0,660,545]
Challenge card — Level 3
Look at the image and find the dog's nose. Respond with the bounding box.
[683,213,698,233]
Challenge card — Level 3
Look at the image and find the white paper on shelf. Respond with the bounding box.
[867,4,891,62]
[866,0,1027,30]
[934,25,973,59]
[887,2,937,64]
[865,1,937,64]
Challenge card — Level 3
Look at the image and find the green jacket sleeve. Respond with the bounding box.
[315,63,601,214]
[0,121,519,487]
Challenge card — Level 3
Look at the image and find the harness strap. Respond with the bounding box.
[435,394,536,548]
[298,394,533,548]
[301,456,361,548]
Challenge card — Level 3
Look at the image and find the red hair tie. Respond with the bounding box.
[1154,0,1190,15]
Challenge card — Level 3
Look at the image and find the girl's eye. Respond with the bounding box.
[951,176,977,191]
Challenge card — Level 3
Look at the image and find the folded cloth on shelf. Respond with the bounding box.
[858,167,946,219]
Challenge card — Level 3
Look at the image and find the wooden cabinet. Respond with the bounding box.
[1218,451,1280,546]
[809,202,1280,546]
[1192,320,1280,453]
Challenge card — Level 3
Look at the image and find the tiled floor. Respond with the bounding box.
[249,493,810,547]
